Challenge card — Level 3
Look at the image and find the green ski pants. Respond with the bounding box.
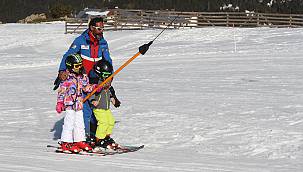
[93,109,115,139]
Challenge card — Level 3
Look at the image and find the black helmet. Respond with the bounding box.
[94,59,113,80]
[65,54,83,74]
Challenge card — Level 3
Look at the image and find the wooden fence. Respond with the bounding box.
[65,9,303,33]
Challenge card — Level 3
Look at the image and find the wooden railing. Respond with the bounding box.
[65,9,303,33]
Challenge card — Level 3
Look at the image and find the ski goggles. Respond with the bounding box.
[101,72,111,79]
[73,63,83,70]
[93,26,104,31]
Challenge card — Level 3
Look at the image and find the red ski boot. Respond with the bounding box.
[61,142,81,153]
[75,141,92,152]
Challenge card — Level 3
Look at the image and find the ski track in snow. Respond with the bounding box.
[0,23,302,171]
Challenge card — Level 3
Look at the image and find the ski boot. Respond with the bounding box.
[60,142,81,153]
[86,134,96,148]
[75,141,92,152]
[93,139,109,152]
[104,135,120,150]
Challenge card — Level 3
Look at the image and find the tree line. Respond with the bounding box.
[1,0,303,23]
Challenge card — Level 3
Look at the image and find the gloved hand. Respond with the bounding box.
[56,102,65,113]
[53,71,68,90]
[58,71,68,81]
[113,96,121,108]
[53,76,61,90]
[109,86,120,107]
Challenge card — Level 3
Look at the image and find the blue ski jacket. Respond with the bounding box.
[59,29,112,73]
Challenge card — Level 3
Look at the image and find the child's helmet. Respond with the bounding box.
[65,54,83,74]
[94,59,113,80]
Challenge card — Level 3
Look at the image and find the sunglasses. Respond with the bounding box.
[101,72,111,79]
[73,63,83,70]
[93,26,104,31]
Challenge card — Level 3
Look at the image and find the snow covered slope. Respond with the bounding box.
[0,23,302,171]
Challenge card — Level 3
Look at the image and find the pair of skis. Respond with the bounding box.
[47,144,144,156]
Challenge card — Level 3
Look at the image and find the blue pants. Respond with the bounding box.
[83,101,97,135]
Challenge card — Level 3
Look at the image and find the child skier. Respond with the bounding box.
[89,59,119,151]
[56,54,95,153]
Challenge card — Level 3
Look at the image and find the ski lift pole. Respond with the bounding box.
[83,42,152,103]
[83,15,179,103]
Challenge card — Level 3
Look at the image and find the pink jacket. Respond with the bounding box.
[57,72,95,111]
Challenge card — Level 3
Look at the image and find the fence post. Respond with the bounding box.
[114,10,118,31]
[257,13,260,27]
[65,21,67,34]
[140,10,143,30]
[226,13,229,27]
[289,15,292,27]
[195,12,199,29]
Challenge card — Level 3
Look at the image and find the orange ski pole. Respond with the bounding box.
[83,41,152,103]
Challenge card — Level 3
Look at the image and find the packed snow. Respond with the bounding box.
[0,23,302,171]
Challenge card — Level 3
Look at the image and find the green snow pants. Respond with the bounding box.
[93,109,115,139]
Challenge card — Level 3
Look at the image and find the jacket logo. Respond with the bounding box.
[81,45,89,50]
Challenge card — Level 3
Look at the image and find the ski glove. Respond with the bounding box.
[113,96,121,108]
[53,76,61,90]
[109,86,121,108]
[53,71,68,90]
[56,102,65,113]
[58,71,68,81]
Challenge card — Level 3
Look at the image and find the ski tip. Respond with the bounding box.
[126,144,145,151]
